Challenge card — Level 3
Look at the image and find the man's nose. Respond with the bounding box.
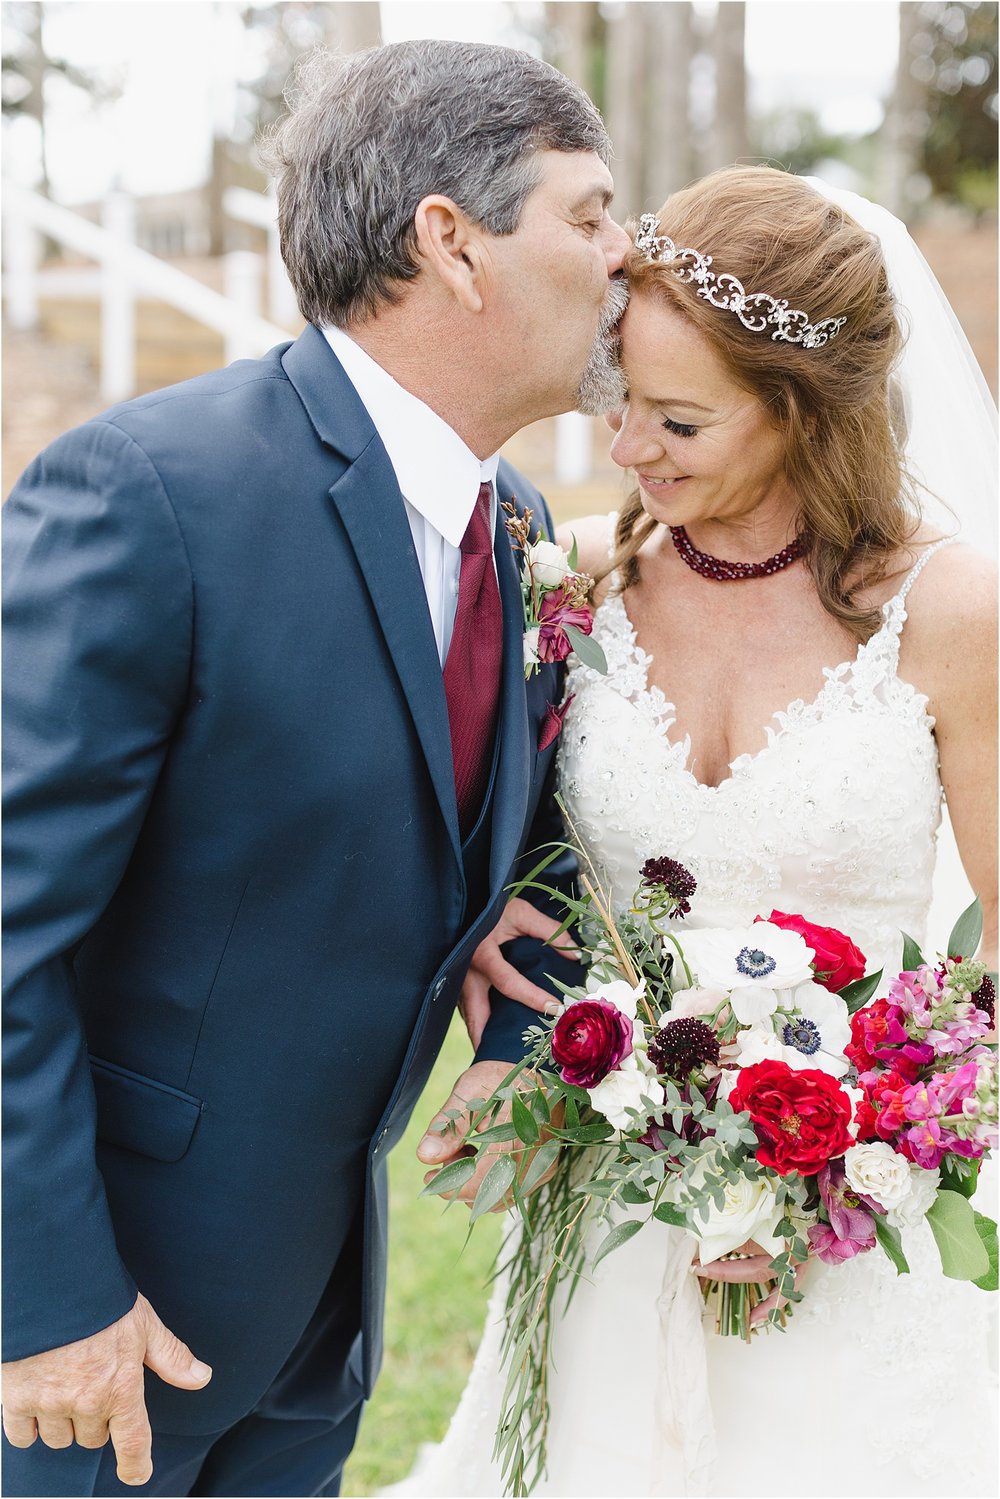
[604,216,632,275]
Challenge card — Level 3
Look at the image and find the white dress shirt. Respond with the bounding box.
[323,325,501,665]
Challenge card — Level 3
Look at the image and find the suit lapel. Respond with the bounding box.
[327,446,463,874]
[489,494,532,891]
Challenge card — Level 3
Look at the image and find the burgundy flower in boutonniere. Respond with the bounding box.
[538,694,575,752]
[502,498,608,680]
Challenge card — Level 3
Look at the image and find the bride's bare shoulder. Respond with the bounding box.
[554,512,617,578]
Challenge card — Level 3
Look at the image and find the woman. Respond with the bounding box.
[393,169,998,1497]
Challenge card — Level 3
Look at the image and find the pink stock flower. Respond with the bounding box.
[888,966,942,1028]
[900,1117,947,1168]
[808,1221,876,1264]
[536,584,594,665]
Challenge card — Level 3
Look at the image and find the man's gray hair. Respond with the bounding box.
[258,39,611,327]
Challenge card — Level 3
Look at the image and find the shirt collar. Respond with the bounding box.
[323,324,500,548]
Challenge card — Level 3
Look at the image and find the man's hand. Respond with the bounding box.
[1,1294,212,1486]
[416,1060,557,1209]
[458,896,579,1050]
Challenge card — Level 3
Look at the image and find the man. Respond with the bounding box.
[2,38,628,1498]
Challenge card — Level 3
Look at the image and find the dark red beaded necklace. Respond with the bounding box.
[669,525,807,581]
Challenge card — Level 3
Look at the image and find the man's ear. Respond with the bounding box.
[413,195,486,314]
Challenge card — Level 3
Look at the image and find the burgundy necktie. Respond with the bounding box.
[443,481,503,840]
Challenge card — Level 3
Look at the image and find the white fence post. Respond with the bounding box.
[223,251,264,362]
[4,210,41,330]
[554,412,594,485]
[101,191,136,402]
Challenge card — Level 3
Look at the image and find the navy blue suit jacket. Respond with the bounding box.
[2,324,580,1432]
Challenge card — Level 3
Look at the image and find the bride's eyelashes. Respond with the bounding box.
[662,416,699,438]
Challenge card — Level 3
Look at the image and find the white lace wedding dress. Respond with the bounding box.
[385,534,998,1499]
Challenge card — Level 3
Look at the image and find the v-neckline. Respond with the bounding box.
[602,590,901,794]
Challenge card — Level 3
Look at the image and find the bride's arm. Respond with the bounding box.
[908,545,999,973]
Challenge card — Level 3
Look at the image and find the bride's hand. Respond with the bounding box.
[458,897,580,1050]
[693,1239,812,1327]
[415,1060,561,1210]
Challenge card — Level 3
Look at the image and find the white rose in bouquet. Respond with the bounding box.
[691,1171,785,1265]
[886,1165,941,1229]
[588,1056,665,1131]
[843,1141,914,1211]
[525,540,572,588]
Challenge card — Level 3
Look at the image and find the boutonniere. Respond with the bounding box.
[502,500,608,681]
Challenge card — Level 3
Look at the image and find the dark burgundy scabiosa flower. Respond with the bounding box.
[639,857,697,917]
[647,1017,720,1079]
[973,973,995,1025]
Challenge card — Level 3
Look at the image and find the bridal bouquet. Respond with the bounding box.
[502,501,607,679]
[425,842,998,1496]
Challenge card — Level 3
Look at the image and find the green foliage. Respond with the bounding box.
[948,896,984,960]
[926,1188,992,1280]
[972,1211,999,1290]
[915,2,999,209]
[873,1215,911,1276]
[840,968,885,1015]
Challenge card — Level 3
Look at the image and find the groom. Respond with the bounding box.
[2,38,626,1499]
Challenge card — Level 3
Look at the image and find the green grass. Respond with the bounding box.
[342,1018,503,1496]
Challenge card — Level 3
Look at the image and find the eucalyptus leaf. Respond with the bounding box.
[567,533,579,572]
[592,1217,643,1268]
[873,1215,910,1276]
[470,1154,517,1223]
[948,897,984,961]
[653,1201,688,1226]
[518,1141,562,1195]
[563,622,608,674]
[511,1093,540,1147]
[839,968,884,1015]
[972,1212,999,1291]
[926,1189,991,1281]
[620,1181,651,1206]
[900,930,925,972]
[419,1155,478,1198]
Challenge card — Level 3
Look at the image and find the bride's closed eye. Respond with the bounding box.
[662,416,699,438]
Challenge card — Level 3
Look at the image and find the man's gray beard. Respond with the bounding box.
[575,278,630,415]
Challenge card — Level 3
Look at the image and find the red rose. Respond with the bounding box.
[728,1059,854,1175]
[759,911,866,992]
[551,999,633,1088]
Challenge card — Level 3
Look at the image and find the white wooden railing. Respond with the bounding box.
[2,183,290,402]
[3,181,594,482]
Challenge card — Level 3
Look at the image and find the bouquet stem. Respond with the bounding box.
[701,1278,782,1338]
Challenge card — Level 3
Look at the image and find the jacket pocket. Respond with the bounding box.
[89,1056,204,1163]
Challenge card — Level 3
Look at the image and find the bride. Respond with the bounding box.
[394,168,998,1497]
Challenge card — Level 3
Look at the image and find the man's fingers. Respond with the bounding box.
[108,1406,153,1487]
[476,948,564,1013]
[500,900,580,957]
[35,1415,74,1450]
[2,1412,38,1449]
[458,972,492,1051]
[72,1415,112,1450]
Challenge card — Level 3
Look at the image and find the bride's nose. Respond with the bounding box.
[609,408,661,471]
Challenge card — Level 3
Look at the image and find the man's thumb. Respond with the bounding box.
[143,1308,212,1389]
[416,1090,469,1165]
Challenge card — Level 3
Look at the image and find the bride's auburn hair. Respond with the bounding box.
[603,165,921,640]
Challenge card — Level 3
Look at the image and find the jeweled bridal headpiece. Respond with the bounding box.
[634,212,848,350]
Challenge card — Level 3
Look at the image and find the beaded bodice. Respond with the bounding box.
[559,531,952,983]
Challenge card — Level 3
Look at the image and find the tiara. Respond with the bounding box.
[634,212,847,350]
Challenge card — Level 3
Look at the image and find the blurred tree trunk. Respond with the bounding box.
[543,1,595,91]
[605,3,647,223]
[878,2,926,218]
[332,2,383,51]
[709,0,747,170]
[643,1,696,206]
